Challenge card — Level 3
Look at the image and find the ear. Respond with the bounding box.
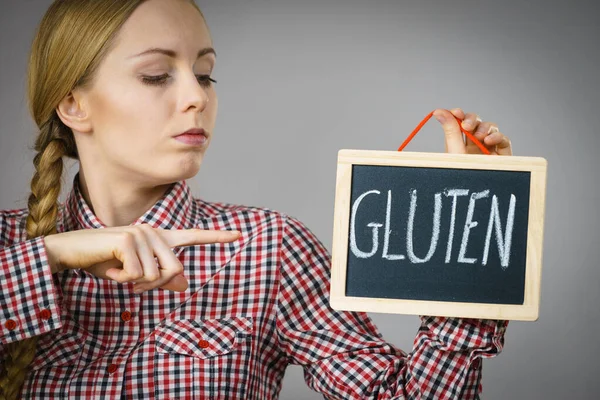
[56,90,92,133]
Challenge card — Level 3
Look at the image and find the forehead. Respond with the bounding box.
[112,0,212,57]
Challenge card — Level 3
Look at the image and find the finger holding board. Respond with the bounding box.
[330,149,547,321]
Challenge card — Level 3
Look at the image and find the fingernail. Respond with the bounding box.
[434,113,446,123]
[133,287,144,294]
[462,121,471,130]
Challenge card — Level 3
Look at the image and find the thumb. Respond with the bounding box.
[433,108,466,154]
[159,273,189,292]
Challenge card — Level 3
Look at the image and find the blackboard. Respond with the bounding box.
[330,150,547,321]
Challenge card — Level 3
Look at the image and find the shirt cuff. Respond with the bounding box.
[419,315,508,353]
[1,236,62,344]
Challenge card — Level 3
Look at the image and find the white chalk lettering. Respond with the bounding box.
[407,189,442,263]
[483,194,516,269]
[350,190,383,258]
[458,190,490,264]
[348,187,517,268]
[443,189,470,263]
[382,190,405,260]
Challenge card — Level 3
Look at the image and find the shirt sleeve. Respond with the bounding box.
[276,215,508,400]
[0,236,63,345]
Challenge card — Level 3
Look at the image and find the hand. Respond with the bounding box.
[433,108,512,156]
[43,225,241,293]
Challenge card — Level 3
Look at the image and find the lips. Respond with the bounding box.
[174,128,208,146]
[176,128,205,137]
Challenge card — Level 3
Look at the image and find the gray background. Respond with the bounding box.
[1,0,598,398]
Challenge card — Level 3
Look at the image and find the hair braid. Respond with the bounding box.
[0,118,67,399]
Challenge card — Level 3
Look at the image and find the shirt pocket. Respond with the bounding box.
[154,316,253,400]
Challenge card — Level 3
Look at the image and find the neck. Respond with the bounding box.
[77,168,173,227]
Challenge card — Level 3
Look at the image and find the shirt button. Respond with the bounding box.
[120,311,132,322]
[198,339,210,349]
[106,364,118,374]
[39,309,52,320]
[5,319,17,331]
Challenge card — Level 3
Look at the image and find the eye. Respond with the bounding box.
[196,74,217,88]
[140,74,217,88]
[141,73,170,87]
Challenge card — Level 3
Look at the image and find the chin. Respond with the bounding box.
[178,167,200,181]
[142,153,203,184]
[176,156,203,180]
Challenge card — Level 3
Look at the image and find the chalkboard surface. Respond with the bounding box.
[330,150,547,321]
[345,165,530,304]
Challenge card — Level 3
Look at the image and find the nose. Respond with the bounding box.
[179,70,210,113]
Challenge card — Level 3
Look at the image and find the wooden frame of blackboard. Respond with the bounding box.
[329,149,547,321]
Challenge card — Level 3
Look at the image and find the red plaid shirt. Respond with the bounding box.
[0,173,508,399]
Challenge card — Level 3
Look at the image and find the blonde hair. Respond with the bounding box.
[0,0,204,398]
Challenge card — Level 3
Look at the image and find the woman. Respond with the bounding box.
[0,0,513,398]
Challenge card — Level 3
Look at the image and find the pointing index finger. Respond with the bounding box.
[159,228,241,248]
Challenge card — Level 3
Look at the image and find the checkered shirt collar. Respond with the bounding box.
[61,172,194,231]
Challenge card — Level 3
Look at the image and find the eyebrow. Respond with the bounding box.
[128,47,217,59]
